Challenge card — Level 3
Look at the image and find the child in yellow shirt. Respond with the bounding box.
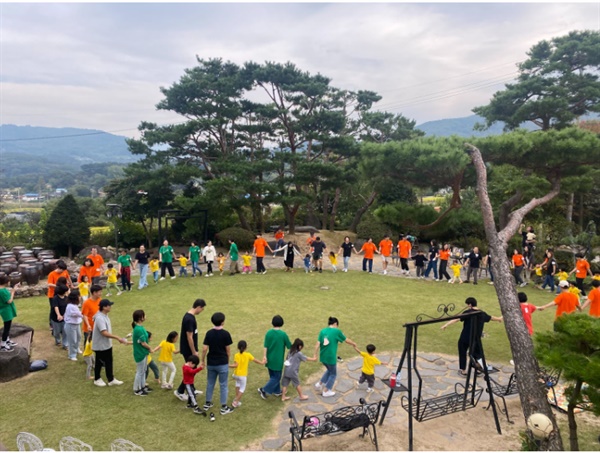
[449,260,463,284]
[82,338,95,380]
[568,281,582,300]
[556,269,569,282]
[217,252,226,275]
[178,254,188,277]
[149,256,160,283]
[241,252,252,274]
[104,263,120,296]
[78,275,90,303]
[229,340,264,407]
[353,344,388,393]
[154,331,179,389]
[328,252,338,273]
[593,272,600,281]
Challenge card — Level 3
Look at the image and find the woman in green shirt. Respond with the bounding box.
[131,309,152,396]
[0,275,19,352]
[117,249,134,291]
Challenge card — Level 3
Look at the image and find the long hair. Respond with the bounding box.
[289,338,304,355]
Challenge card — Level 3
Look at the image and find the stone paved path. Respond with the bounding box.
[259,352,515,450]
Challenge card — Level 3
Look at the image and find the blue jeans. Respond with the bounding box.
[489,266,494,282]
[343,256,350,271]
[179,267,187,277]
[191,261,202,276]
[542,274,555,291]
[52,320,67,348]
[262,368,282,395]
[424,259,438,279]
[152,271,159,283]
[138,264,148,289]
[206,364,229,405]
[362,258,373,272]
[64,323,81,359]
[320,363,337,390]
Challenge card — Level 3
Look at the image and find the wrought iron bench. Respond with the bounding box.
[401,382,483,422]
[288,398,383,451]
[485,373,519,423]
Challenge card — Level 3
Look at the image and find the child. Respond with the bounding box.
[593,272,600,282]
[105,263,120,296]
[328,251,338,273]
[78,275,90,303]
[568,281,582,301]
[149,255,160,284]
[353,343,388,392]
[303,254,312,273]
[64,292,84,361]
[117,249,133,292]
[518,292,538,336]
[555,269,569,295]
[182,355,206,415]
[145,331,161,386]
[413,251,428,278]
[534,264,543,284]
[241,251,252,274]
[155,331,180,389]
[281,338,317,401]
[449,260,463,284]
[229,340,264,408]
[178,254,188,277]
[217,252,226,276]
[82,337,95,380]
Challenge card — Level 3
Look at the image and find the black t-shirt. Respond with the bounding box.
[340,242,354,257]
[414,255,427,267]
[180,313,198,359]
[486,253,492,266]
[312,241,326,255]
[135,251,150,265]
[459,308,492,343]
[428,246,439,261]
[545,258,557,275]
[203,328,233,366]
[50,295,68,322]
[468,252,481,268]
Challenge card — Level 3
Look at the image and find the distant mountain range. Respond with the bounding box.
[416,114,539,137]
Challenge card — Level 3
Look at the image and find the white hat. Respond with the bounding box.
[558,280,569,288]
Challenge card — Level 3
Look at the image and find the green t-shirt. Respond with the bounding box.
[0,288,17,323]
[132,324,149,363]
[159,245,174,263]
[229,242,239,261]
[318,326,346,366]
[189,245,200,262]
[117,254,132,268]
[263,328,291,371]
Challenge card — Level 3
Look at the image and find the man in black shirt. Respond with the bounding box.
[174,299,206,401]
[311,237,327,273]
[464,247,482,285]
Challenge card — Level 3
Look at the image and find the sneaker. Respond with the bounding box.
[520,282,528,287]
[160,277,166,281]
[143,386,153,392]
[108,379,123,386]
[383,270,387,275]
[205,274,210,278]
[134,389,148,396]
[0,344,14,353]
[220,405,234,415]
[273,392,282,397]
[194,407,207,416]
[337,356,343,362]
[232,401,242,408]
[257,388,267,400]
[6,340,17,347]
[174,390,187,402]
[322,390,336,397]
[117,291,122,296]
[314,382,322,390]
[77,348,82,353]
[171,276,176,280]
[186,403,195,409]
[161,383,169,389]
[319,269,322,273]
[194,389,203,395]
[203,402,214,411]
[69,357,77,362]
[94,379,107,387]
[262,270,267,275]
[209,412,216,422]
[366,387,374,393]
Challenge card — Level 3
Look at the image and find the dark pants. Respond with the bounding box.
[576,277,586,296]
[161,262,175,278]
[489,266,494,282]
[2,320,12,342]
[262,368,282,395]
[466,266,478,284]
[256,257,266,273]
[48,298,53,325]
[458,339,482,371]
[542,274,555,291]
[94,348,114,382]
[439,260,451,281]
[362,258,373,272]
[120,267,131,291]
[146,360,159,380]
[424,260,438,279]
[207,261,213,274]
[400,258,409,272]
[514,266,524,284]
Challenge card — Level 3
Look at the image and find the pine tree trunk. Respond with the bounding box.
[329,188,341,231]
[567,379,583,451]
[235,207,251,231]
[566,192,574,223]
[321,193,329,230]
[349,191,377,232]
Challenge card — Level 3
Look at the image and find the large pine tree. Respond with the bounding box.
[43,194,90,258]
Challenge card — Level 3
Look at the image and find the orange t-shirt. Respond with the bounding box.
[47,269,71,298]
[78,265,95,283]
[398,240,412,259]
[81,297,101,333]
[361,242,377,260]
[87,254,105,278]
[553,292,579,319]
[253,238,268,257]
[439,250,450,261]
[575,260,590,279]
[379,239,393,257]
[275,231,284,240]
[306,236,315,246]
[512,254,524,267]
[587,287,600,318]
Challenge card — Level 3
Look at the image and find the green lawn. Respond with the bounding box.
[0,272,564,450]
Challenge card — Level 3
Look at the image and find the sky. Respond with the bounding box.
[1,2,599,139]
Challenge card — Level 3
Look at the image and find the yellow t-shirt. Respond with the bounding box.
[360,351,381,376]
[535,267,543,277]
[158,340,176,363]
[178,257,188,267]
[450,264,462,277]
[233,351,255,377]
[556,271,568,281]
[217,257,226,269]
[329,254,338,265]
[147,355,153,364]
[149,260,160,273]
[105,268,118,283]
[568,286,581,297]
[241,254,252,266]
[593,275,600,281]
[78,282,90,297]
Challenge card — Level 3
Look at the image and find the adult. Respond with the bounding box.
[274,228,286,250]
[581,280,600,317]
[0,276,19,352]
[189,241,202,277]
[132,309,151,396]
[378,235,394,275]
[540,250,557,292]
[273,241,301,272]
[117,249,134,292]
[78,258,95,284]
[226,239,240,276]
[174,299,207,401]
[423,240,439,280]
[159,239,176,280]
[47,260,72,327]
[522,245,535,282]
[201,312,234,415]
[202,241,216,277]
[397,235,412,276]
[258,315,291,399]
[441,297,502,375]
[484,251,494,285]
[81,284,102,344]
[569,253,593,296]
[538,280,580,321]
[92,299,127,387]
[314,317,357,397]
[134,245,151,290]
[511,249,527,287]
[438,243,452,282]
[87,247,105,285]
[338,236,359,273]
[358,238,378,274]
[310,237,327,273]
[463,246,482,285]
[519,224,537,250]
[253,233,273,275]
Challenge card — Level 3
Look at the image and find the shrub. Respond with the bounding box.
[89,228,114,248]
[215,227,256,250]
[356,215,390,241]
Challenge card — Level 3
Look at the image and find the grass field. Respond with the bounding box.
[0,270,582,450]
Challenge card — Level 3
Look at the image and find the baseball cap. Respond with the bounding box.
[99,299,114,309]
[558,280,569,288]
